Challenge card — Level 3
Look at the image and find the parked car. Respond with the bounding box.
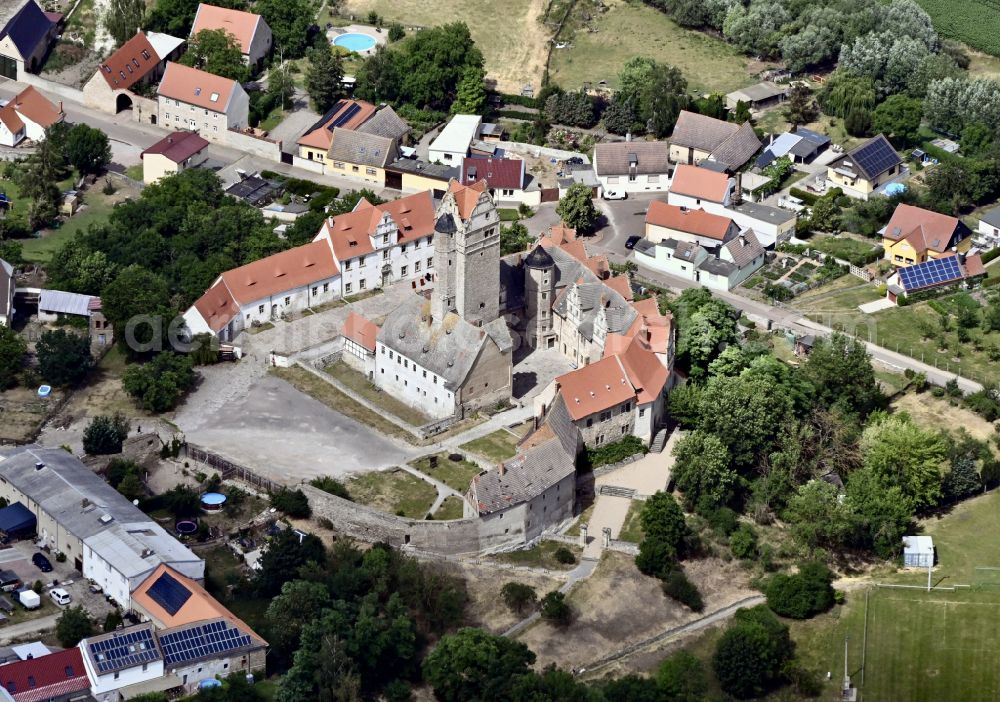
[603,190,626,201]
[49,588,71,606]
[625,235,641,250]
[0,570,20,593]
[565,156,584,165]
[32,553,52,573]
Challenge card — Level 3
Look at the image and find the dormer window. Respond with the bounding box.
[141,50,150,60]
[119,71,126,79]
[102,65,111,73]
[194,87,202,96]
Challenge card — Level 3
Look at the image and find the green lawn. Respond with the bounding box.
[617,501,645,543]
[808,234,882,264]
[495,540,581,570]
[322,361,431,427]
[344,468,438,518]
[125,165,143,182]
[21,192,115,263]
[549,1,751,94]
[460,428,521,463]
[410,452,481,493]
[788,491,1000,702]
[434,495,466,520]
[259,107,286,133]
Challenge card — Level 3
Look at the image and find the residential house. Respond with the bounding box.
[0,647,90,702]
[886,254,985,304]
[190,3,272,67]
[295,98,376,164]
[156,62,250,143]
[645,201,740,248]
[0,0,60,79]
[724,82,788,111]
[669,110,762,171]
[634,229,765,291]
[593,140,671,195]
[384,158,459,197]
[0,258,12,326]
[325,128,399,185]
[826,134,903,200]
[461,156,539,206]
[183,240,341,341]
[341,311,377,378]
[355,104,410,143]
[80,624,170,701]
[666,164,733,210]
[313,189,436,295]
[977,205,1000,250]
[83,30,184,120]
[0,85,64,146]
[140,130,209,184]
[881,203,973,266]
[428,114,482,164]
[756,127,830,167]
[375,181,513,420]
[0,446,204,609]
[726,200,797,248]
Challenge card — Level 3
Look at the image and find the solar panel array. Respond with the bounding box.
[89,628,160,674]
[898,256,962,292]
[147,572,192,616]
[160,620,254,666]
[331,102,362,130]
[852,138,900,178]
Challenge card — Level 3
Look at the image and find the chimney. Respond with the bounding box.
[34,462,44,471]
[498,461,506,476]
[625,132,632,142]
[733,172,743,206]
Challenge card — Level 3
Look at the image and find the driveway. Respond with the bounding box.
[182,373,419,482]
[267,98,320,152]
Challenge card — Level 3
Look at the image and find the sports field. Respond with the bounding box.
[791,491,1000,701]
[341,0,550,93]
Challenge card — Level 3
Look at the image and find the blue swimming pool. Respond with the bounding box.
[333,33,377,52]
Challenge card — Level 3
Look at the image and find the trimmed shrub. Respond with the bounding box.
[554,546,576,564]
[765,562,836,619]
[662,568,704,612]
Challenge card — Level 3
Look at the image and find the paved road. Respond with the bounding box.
[0,614,57,645]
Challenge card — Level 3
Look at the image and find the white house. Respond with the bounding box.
[80,624,169,700]
[666,164,733,210]
[460,156,540,207]
[190,3,272,67]
[977,205,1000,250]
[0,85,63,146]
[157,61,249,143]
[726,200,797,248]
[645,200,740,249]
[593,140,671,195]
[634,230,765,291]
[429,114,482,164]
[341,311,377,379]
[184,240,342,340]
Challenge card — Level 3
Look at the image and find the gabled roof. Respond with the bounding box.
[316,190,435,261]
[618,334,669,405]
[544,225,577,246]
[357,105,410,141]
[7,86,61,129]
[669,164,730,203]
[897,254,985,293]
[670,110,739,152]
[708,121,762,171]
[646,201,735,241]
[723,230,764,268]
[557,355,635,420]
[980,205,1000,230]
[462,157,525,190]
[837,134,901,181]
[447,179,488,219]
[191,279,239,333]
[0,103,23,135]
[328,127,397,168]
[157,61,239,113]
[297,99,376,151]
[884,203,969,254]
[593,140,670,176]
[96,31,160,90]
[219,240,339,306]
[342,311,377,352]
[604,275,633,301]
[0,0,56,60]
[190,3,266,54]
[141,130,209,163]
[0,647,89,702]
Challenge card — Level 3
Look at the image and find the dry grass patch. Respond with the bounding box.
[459,562,564,634]
[344,468,437,518]
[433,495,466,520]
[893,391,998,449]
[0,386,62,443]
[410,452,481,492]
[459,428,521,463]
[324,360,431,426]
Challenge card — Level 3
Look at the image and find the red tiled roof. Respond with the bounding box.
[192,279,240,332]
[546,224,577,245]
[141,130,209,163]
[297,99,376,151]
[884,203,966,254]
[646,201,734,240]
[157,61,238,112]
[618,334,669,405]
[448,179,488,219]
[461,157,525,190]
[604,275,633,301]
[0,648,89,702]
[963,254,986,278]
[191,3,264,54]
[342,311,378,352]
[8,86,62,129]
[317,190,435,261]
[220,240,339,305]
[0,103,23,134]
[669,164,730,203]
[97,31,160,90]
[557,355,635,421]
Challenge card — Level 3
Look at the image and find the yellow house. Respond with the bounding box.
[827,134,903,200]
[140,130,209,184]
[882,203,973,266]
[295,99,376,163]
[384,159,458,198]
[326,128,398,187]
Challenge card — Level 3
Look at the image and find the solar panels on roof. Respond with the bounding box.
[331,102,362,129]
[323,100,346,132]
[147,571,192,615]
[898,256,963,292]
[851,137,900,179]
[88,627,160,674]
[159,620,254,665]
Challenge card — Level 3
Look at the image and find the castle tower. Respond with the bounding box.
[524,244,555,349]
[431,180,501,325]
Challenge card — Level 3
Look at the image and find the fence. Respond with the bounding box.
[185,444,278,493]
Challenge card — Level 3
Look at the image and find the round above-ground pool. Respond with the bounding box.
[201,492,227,512]
[176,520,198,535]
[333,33,377,52]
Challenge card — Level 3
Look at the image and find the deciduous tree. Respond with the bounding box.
[181,29,249,82]
[555,183,598,233]
[671,430,736,511]
[56,606,93,647]
[422,628,535,702]
[36,329,93,387]
[305,47,345,112]
[0,325,26,389]
[82,412,129,455]
[872,95,923,147]
[452,65,487,115]
[104,0,145,45]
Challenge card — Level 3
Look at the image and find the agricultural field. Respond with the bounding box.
[340,0,549,93]
[916,0,1000,58]
[549,0,752,94]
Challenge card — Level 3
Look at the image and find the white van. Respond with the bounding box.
[49,588,71,606]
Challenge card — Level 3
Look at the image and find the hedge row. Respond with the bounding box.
[498,92,540,109]
[981,247,1000,264]
[493,109,534,121]
[789,187,820,205]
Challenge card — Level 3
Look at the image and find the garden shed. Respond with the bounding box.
[902,535,934,568]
